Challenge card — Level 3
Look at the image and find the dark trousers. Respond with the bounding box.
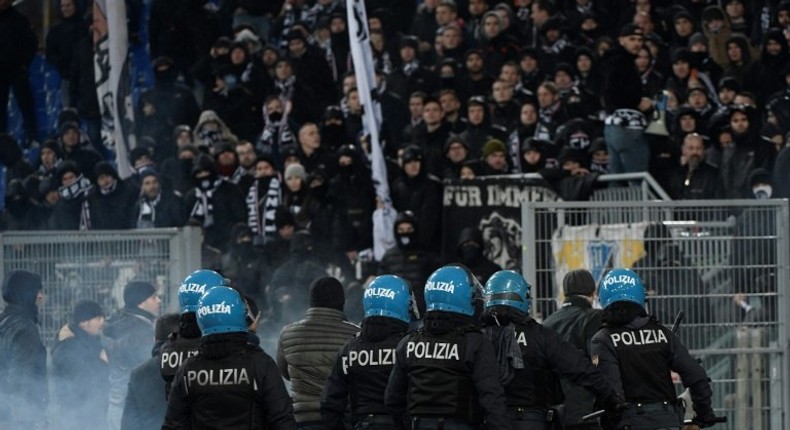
[507,409,549,430]
[297,422,330,430]
[354,414,397,429]
[0,70,37,139]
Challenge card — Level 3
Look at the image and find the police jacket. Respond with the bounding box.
[321,317,408,430]
[542,296,603,424]
[277,307,360,423]
[0,304,47,426]
[385,311,512,430]
[488,311,616,412]
[162,332,297,430]
[590,310,713,427]
[160,313,202,398]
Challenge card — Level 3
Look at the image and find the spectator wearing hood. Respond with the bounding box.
[329,145,375,263]
[135,56,201,157]
[588,137,609,174]
[51,300,109,430]
[456,227,501,284]
[701,5,733,68]
[35,139,62,180]
[686,86,715,132]
[184,154,246,251]
[59,121,102,176]
[0,270,47,429]
[221,223,270,303]
[286,30,337,110]
[412,97,453,177]
[670,9,695,49]
[387,36,440,103]
[213,141,252,191]
[49,161,91,230]
[721,34,754,86]
[634,45,665,100]
[131,169,185,229]
[479,11,521,77]
[720,105,776,199]
[442,134,471,179]
[392,145,443,253]
[193,110,237,153]
[745,28,790,106]
[160,143,199,196]
[460,95,509,159]
[259,95,297,167]
[520,138,547,174]
[202,62,262,142]
[378,211,439,314]
[85,162,139,230]
[3,176,48,231]
[456,49,494,102]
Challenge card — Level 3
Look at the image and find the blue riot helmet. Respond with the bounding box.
[196,286,248,335]
[178,269,227,314]
[483,270,530,314]
[424,265,482,316]
[363,275,417,323]
[598,268,646,309]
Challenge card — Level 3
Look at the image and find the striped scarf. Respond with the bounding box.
[246,177,282,244]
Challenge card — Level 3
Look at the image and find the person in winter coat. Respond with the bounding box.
[277,277,360,428]
[391,146,443,253]
[0,0,38,145]
[44,0,86,107]
[456,227,501,284]
[720,105,776,199]
[193,110,237,153]
[0,270,47,429]
[744,28,790,105]
[121,313,180,430]
[85,162,139,230]
[184,154,247,251]
[329,145,375,263]
[131,170,186,228]
[542,270,604,429]
[103,281,161,430]
[701,5,733,68]
[377,211,440,315]
[49,161,92,230]
[51,300,109,430]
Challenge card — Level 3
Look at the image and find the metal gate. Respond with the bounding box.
[522,200,790,430]
[0,228,202,348]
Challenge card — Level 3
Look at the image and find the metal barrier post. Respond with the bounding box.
[522,202,538,316]
[776,199,790,428]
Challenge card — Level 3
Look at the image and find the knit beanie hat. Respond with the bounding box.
[481,139,507,159]
[73,300,104,323]
[309,277,345,311]
[563,269,596,296]
[285,163,306,181]
[123,281,157,308]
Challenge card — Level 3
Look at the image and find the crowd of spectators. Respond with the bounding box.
[2,0,790,314]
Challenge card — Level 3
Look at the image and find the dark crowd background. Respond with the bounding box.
[2,0,790,334]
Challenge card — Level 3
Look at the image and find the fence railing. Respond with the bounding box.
[522,199,790,430]
[0,227,202,348]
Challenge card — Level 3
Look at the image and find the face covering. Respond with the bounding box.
[396,231,416,249]
[753,185,772,199]
[99,178,117,195]
[268,111,284,122]
[460,242,483,263]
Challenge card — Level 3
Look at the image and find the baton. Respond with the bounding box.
[671,310,685,334]
[580,409,606,422]
[683,416,729,426]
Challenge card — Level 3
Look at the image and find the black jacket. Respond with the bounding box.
[102,307,156,404]
[87,180,140,230]
[163,333,297,430]
[378,246,438,315]
[601,46,642,112]
[69,35,101,119]
[0,304,47,427]
[391,172,443,252]
[51,323,109,430]
[321,317,408,429]
[542,297,603,424]
[591,312,713,428]
[385,311,511,430]
[45,15,87,78]
[668,161,720,200]
[131,190,186,228]
[0,5,37,77]
[121,356,166,430]
[184,180,247,251]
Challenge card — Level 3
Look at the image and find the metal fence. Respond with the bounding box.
[0,228,202,348]
[522,199,790,430]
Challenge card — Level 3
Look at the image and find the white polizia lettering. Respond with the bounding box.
[603,275,637,286]
[341,348,396,374]
[161,350,199,369]
[197,301,231,317]
[516,331,527,346]
[406,341,460,360]
[186,368,251,386]
[610,329,668,347]
[364,288,396,300]
[179,283,207,294]
[425,281,455,294]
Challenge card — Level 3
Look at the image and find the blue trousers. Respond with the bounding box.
[603,125,649,175]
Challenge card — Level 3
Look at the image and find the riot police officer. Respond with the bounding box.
[590,268,716,430]
[482,270,624,430]
[385,265,512,430]
[321,275,416,430]
[162,286,297,429]
[159,269,227,397]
